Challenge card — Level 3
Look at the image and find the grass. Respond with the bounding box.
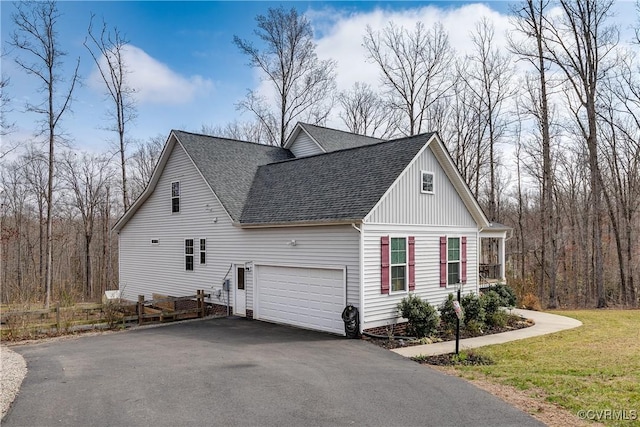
[451,310,640,427]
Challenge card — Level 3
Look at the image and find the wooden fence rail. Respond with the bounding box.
[0,290,210,339]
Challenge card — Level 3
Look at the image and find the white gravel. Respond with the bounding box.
[1,345,27,420]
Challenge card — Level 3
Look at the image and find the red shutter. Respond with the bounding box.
[381,236,390,294]
[461,236,467,283]
[440,236,447,287]
[408,236,415,291]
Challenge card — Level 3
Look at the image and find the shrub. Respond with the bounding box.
[481,290,502,316]
[486,310,508,328]
[464,319,484,336]
[491,283,517,307]
[521,293,542,311]
[397,294,439,338]
[438,294,458,334]
[461,293,485,325]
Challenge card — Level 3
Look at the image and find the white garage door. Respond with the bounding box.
[256,265,345,335]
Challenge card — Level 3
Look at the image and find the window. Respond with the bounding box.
[199,239,206,264]
[151,239,159,245]
[421,171,434,193]
[185,239,194,271]
[171,181,180,213]
[390,237,407,292]
[448,237,460,285]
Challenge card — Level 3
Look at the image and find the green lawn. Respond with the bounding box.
[452,310,640,426]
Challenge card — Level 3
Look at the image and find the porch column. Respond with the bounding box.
[498,237,505,281]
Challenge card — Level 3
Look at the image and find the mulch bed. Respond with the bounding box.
[362,312,534,351]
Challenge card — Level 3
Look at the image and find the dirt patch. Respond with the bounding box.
[431,366,603,427]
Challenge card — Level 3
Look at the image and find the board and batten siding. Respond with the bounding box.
[365,144,476,227]
[288,131,324,158]
[361,223,479,329]
[118,142,360,311]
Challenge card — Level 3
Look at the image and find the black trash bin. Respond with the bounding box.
[341,305,359,339]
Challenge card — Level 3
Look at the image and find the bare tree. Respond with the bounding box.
[363,21,453,136]
[510,0,559,307]
[84,14,136,211]
[337,82,398,138]
[541,0,618,307]
[128,135,164,201]
[200,120,271,144]
[60,151,111,298]
[234,7,336,146]
[10,0,80,308]
[460,18,515,221]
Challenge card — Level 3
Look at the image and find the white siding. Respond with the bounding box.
[366,145,476,227]
[361,223,479,330]
[289,131,324,158]
[118,142,360,312]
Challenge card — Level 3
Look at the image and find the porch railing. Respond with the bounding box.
[479,263,501,281]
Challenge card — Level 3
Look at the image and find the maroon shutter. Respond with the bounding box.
[408,236,415,291]
[440,236,447,287]
[461,236,467,283]
[381,236,390,294]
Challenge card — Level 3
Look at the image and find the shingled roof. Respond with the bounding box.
[296,123,383,152]
[240,132,435,225]
[174,131,293,221]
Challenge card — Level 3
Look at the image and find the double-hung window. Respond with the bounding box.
[390,237,407,292]
[447,237,461,285]
[185,239,194,271]
[421,171,434,194]
[199,239,206,264]
[171,181,180,213]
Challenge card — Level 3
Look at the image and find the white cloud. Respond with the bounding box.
[312,3,514,94]
[89,45,214,105]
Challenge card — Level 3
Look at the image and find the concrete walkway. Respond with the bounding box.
[392,309,583,357]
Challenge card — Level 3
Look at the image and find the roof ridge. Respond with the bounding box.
[300,122,383,140]
[263,131,435,166]
[172,129,283,150]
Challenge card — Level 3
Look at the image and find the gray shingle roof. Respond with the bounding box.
[240,133,435,225]
[174,131,293,221]
[299,123,382,152]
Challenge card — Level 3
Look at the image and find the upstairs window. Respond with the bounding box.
[185,239,194,271]
[199,239,206,264]
[421,171,434,194]
[172,181,180,213]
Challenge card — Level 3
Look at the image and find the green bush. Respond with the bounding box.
[490,283,517,307]
[438,294,458,334]
[481,290,502,316]
[397,294,439,338]
[486,310,508,328]
[461,293,485,325]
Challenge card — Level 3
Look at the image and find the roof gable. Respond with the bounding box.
[284,123,382,155]
[240,133,434,225]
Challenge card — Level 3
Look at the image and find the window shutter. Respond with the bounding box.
[381,236,390,294]
[408,236,415,291]
[461,236,467,283]
[440,236,447,287]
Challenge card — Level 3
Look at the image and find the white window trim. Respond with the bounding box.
[389,236,408,294]
[199,238,206,265]
[185,238,194,271]
[447,236,461,287]
[171,181,180,213]
[421,171,435,194]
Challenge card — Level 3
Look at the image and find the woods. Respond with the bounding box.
[1,1,638,308]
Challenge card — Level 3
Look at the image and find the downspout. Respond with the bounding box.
[352,223,364,334]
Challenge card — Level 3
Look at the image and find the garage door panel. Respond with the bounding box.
[257,265,345,335]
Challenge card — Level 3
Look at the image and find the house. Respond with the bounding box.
[112,123,508,335]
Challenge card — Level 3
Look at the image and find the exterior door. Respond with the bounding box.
[234,265,246,316]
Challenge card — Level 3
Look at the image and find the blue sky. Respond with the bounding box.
[1,1,637,154]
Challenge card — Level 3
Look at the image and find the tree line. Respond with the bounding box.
[1,0,638,308]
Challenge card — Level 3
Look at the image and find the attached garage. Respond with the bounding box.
[255,265,346,335]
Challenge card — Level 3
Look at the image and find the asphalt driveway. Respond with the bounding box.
[4,317,543,427]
